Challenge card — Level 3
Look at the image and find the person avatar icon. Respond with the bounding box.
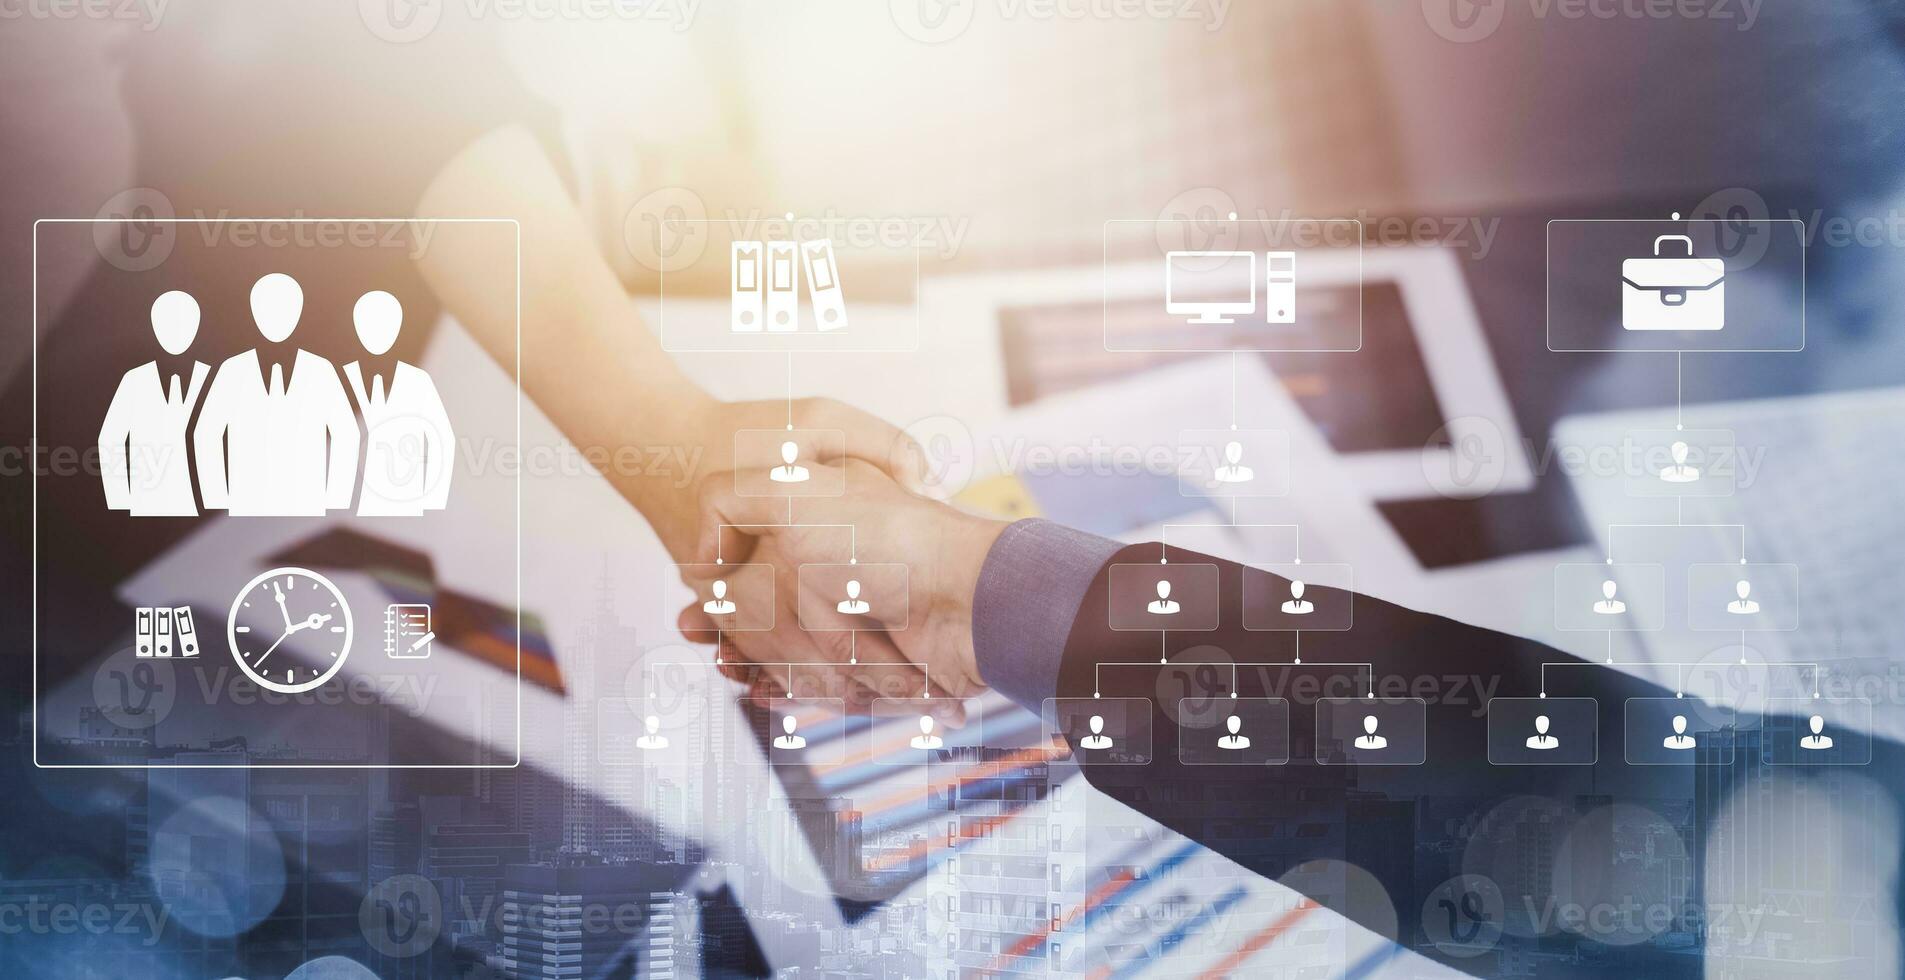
[1726,580,1761,615]
[1281,580,1315,615]
[837,579,871,615]
[769,441,811,483]
[910,715,944,750]
[1593,580,1627,615]
[194,273,360,516]
[1147,580,1181,615]
[1078,715,1114,750]
[1663,714,1696,750]
[1660,441,1700,483]
[344,290,456,516]
[1525,715,1559,749]
[99,290,210,517]
[702,580,738,615]
[1217,714,1251,750]
[1800,715,1834,751]
[636,715,669,750]
[773,715,807,750]
[1213,441,1254,484]
[1354,715,1388,750]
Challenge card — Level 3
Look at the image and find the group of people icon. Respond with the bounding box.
[1516,712,1833,752]
[98,274,455,518]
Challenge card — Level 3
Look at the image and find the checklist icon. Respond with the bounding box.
[384,603,435,659]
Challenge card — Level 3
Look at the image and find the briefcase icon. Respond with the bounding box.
[1621,234,1724,331]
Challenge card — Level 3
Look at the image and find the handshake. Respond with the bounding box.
[669,407,1008,726]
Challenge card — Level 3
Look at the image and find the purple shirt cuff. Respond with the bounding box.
[971,518,1122,711]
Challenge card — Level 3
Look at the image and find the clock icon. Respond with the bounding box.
[227,566,353,694]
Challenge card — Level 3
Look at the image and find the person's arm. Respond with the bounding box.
[977,521,1716,977]
[414,369,455,512]
[321,366,361,512]
[411,126,923,559]
[192,367,231,511]
[96,372,136,512]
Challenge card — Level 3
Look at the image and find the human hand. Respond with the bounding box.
[675,459,1006,719]
[637,397,930,561]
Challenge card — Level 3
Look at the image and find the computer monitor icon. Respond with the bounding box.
[1165,250,1255,324]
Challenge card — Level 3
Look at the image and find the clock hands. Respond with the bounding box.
[252,611,334,670]
[272,581,293,631]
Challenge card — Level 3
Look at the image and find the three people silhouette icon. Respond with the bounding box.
[636,714,669,750]
[105,276,459,520]
[1079,715,1114,750]
[1147,580,1181,615]
[99,290,210,516]
[836,579,871,615]
[1217,714,1251,750]
[702,580,737,615]
[1659,440,1700,483]
[1281,580,1315,615]
[769,440,810,483]
[1663,714,1696,750]
[344,290,455,516]
[1525,714,1559,749]
[773,715,807,750]
[1593,579,1627,615]
[1800,715,1834,750]
[910,715,943,750]
[1726,580,1761,615]
[1354,715,1388,750]
[1213,440,1254,484]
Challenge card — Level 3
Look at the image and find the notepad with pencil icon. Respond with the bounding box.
[384,603,435,659]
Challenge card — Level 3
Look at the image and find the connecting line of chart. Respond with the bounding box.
[1538,659,1822,699]
[716,523,857,562]
[1604,523,1747,563]
[1159,523,1300,563]
[647,644,934,700]
[1093,657,1376,699]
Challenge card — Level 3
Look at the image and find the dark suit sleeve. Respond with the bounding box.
[971,520,1734,977]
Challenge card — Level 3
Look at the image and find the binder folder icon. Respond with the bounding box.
[134,606,198,658]
[728,236,851,333]
[801,239,849,331]
[765,241,799,332]
[731,241,763,332]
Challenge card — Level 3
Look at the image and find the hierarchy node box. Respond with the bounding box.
[1177,428,1291,499]
[1487,697,1597,766]
[34,217,523,770]
[1554,563,1666,632]
[1623,697,1735,766]
[1104,218,1362,354]
[1242,562,1353,632]
[733,428,847,497]
[1314,697,1426,765]
[668,562,776,632]
[1175,697,1290,766]
[1686,562,1801,632]
[1108,562,1219,632]
[747,697,848,767]
[1547,217,1805,353]
[1621,428,1736,498]
[797,563,909,631]
[656,215,925,353]
[1761,698,1871,766]
[1043,697,1154,765]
